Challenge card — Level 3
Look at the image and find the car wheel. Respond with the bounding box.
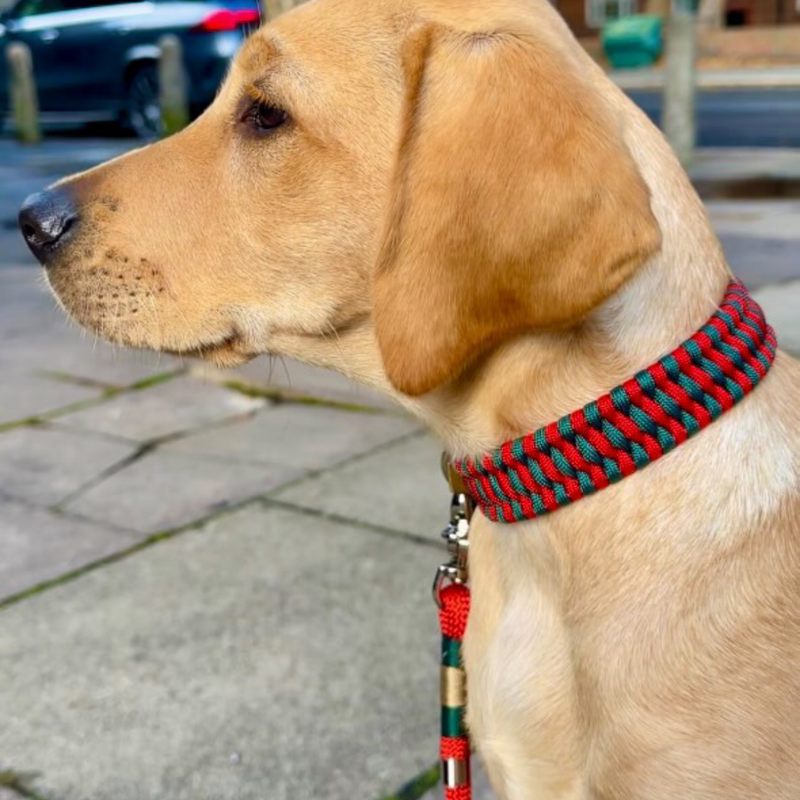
[125,64,162,140]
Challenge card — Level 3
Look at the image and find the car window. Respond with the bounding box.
[14,0,141,16]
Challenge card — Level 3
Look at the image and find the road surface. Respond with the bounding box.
[626,87,800,148]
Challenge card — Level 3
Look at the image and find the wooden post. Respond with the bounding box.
[158,35,188,137]
[662,0,697,167]
[5,42,41,144]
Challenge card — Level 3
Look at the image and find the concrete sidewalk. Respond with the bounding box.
[691,147,800,182]
[1,139,799,800]
[612,65,800,90]
[0,261,455,800]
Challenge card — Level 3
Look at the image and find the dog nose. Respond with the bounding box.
[18,189,79,264]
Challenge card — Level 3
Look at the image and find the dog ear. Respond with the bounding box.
[373,25,661,396]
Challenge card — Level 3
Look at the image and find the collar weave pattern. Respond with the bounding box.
[453,281,777,524]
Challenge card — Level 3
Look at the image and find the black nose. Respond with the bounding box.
[18,189,79,264]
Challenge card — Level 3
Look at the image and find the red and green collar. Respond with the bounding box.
[452,280,777,524]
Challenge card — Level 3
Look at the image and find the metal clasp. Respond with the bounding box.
[432,454,474,608]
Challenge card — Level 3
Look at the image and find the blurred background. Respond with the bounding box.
[0,1,798,799]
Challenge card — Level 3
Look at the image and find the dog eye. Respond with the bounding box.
[244,102,288,133]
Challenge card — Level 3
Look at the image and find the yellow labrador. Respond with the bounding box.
[18,0,800,797]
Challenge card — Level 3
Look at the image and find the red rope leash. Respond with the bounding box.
[439,583,471,800]
[435,465,474,800]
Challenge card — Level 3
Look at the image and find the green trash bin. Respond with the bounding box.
[602,15,664,70]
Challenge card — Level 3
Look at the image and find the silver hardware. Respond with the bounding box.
[432,460,473,608]
[442,758,470,788]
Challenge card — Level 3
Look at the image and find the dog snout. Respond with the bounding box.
[18,189,79,264]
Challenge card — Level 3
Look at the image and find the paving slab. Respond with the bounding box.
[689,146,800,178]
[0,373,99,427]
[707,200,800,242]
[163,403,420,470]
[195,356,395,409]
[720,235,800,289]
[2,332,184,389]
[753,280,800,356]
[0,504,442,800]
[274,433,445,539]
[0,499,137,600]
[0,268,62,339]
[64,450,302,533]
[0,268,183,387]
[0,426,136,507]
[706,200,800,290]
[55,376,265,442]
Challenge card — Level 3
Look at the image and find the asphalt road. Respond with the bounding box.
[627,87,800,148]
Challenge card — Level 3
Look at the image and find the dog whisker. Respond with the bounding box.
[267,354,276,385]
[278,355,291,388]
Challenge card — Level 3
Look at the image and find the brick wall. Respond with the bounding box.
[558,0,593,37]
[724,0,800,25]
[555,0,800,35]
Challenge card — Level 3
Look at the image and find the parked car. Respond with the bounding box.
[0,0,259,138]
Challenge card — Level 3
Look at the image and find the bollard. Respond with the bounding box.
[662,1,697,168]
[697,0,725,28]
[158,35,189,137]
[263,0,305,20]
[5,42,41,145]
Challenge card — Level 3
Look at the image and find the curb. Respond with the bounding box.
[612,68,800,91]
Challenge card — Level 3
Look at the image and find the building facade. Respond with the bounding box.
[558,0,800,37]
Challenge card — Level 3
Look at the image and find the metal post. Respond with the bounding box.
[662,0,697,167]
[5,42,41,144]
[158,35,189,137]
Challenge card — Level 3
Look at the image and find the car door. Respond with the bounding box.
[41,0,155,111]
[0,14,10,116]
[5,0,154,112]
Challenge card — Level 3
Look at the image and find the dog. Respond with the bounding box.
[18,0,800,797]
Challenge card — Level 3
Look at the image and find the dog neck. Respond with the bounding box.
[408,263,731,460]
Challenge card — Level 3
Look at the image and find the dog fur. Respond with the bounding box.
[42,0,800,797]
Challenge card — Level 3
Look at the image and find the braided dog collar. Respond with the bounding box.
[453,281,777,524]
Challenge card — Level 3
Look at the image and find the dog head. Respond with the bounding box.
[20,0,660,395]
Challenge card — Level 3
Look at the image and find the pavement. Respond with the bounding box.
[611,65,800,90]
[0,138,799,800]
